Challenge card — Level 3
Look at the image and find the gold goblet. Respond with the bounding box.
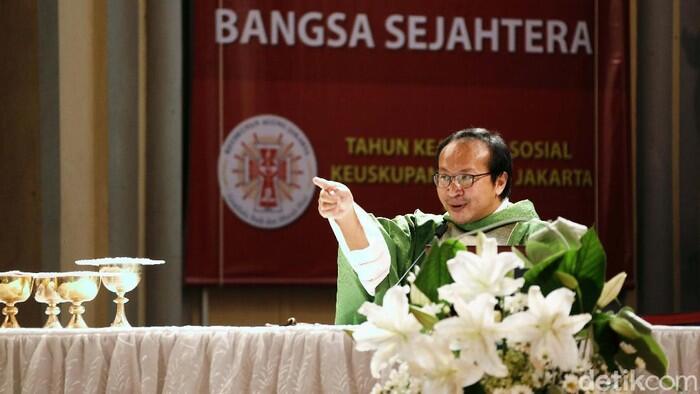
[33,273,69,328]
[100,264,141,328]
[76,257,164,328]
[0,271,34,328]
[56,271,102,329]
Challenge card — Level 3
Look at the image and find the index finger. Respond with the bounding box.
[312,176,334,190]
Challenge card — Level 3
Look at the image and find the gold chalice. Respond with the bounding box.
[56,271,102,328]
[33,273,71,328]
[0,271,34,328]
[76,257,164,328]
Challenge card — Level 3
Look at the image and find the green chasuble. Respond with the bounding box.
[334,200,540,324]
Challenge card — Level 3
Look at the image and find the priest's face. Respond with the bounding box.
[436,139,507,225]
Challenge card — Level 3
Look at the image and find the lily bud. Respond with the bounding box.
[610,316,641,339]
[409,282,431,307]
[555,271,579,290]
[597,272,627,308]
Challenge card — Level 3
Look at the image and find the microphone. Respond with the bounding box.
[398,221,449,284]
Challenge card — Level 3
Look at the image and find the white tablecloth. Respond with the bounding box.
[652,325,700,391]
[0,325,698,394]
[0,325,376,394]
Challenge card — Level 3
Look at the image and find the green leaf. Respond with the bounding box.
[558,229,606,313]
[524,218,585,263]
[620,313,667,377]
[618,307,653,335]
[614,334,668,377]
[525,238,566,263]
[512,246,533,269]
[614,349,637,371]
[595,308,668,378]
[635,334,669,377]
[409,305,439,330]
[524,227,605,313]
[413,239,466,302]
[591,311,621,372]
[523,249,567,291]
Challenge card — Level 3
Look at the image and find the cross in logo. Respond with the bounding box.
[234,133,303,210]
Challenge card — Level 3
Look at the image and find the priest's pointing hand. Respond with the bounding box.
[313,177,369,250]
[313,176,354,220]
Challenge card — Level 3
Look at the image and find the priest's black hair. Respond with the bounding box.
[435,127,512,200]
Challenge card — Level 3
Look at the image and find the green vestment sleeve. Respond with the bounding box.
[334,210,443,325]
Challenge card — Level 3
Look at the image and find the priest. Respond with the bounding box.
[314,128,541,324]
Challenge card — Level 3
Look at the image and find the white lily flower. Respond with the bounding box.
[502,286,591,371]
[438,233,524,304]
[433,294,508,378]
[410,336,483,394]
[354,286,423,378]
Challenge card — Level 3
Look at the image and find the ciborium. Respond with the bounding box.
[0,271,34,328]
[76,257,164,328]
[56,271,102,328]
[33,273,70,328]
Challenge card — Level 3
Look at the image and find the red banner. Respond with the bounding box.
[186,0,632,285]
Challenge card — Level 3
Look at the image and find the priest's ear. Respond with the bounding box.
[494,172,508,198]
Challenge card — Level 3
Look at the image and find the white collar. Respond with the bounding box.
[494,197,511,213]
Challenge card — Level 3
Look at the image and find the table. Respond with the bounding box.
[652,325,700,390]
[0,325,376,394]
[0,325,698,393]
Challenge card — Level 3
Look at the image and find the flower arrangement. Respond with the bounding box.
[351,218,668,394]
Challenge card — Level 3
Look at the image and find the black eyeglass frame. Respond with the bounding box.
[432,172,492,189]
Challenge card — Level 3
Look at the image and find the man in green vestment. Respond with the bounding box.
[313,128,540,324]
